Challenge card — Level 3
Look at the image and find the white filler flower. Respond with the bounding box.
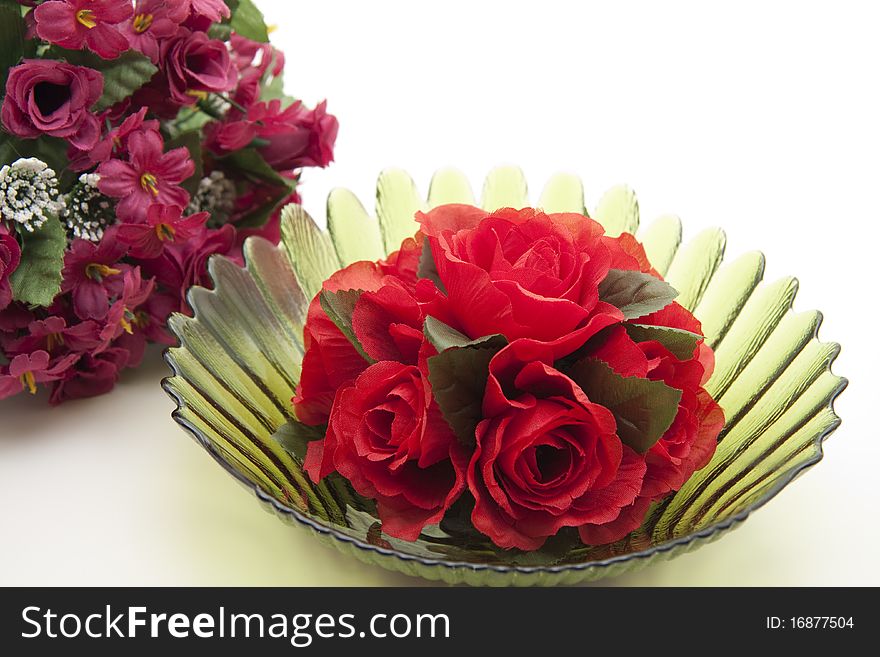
[187,170,236,224]
[0,157,66,232]
[62,173,116,242]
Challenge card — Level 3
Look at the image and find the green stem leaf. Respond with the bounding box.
[10,215,66,308]
[623,323,702,360]
[599,268,678,319]
[567,357,682,454]
[229,0,269,42]
[319,288,374,363]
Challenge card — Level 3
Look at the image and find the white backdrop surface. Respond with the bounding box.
[1,0,877,585]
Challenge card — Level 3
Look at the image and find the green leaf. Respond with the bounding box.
[319,289,374,363]
[229,0,269,42]
[427,345,504,448]
[0,0,26,90]
[10,215,66,308]
[624,323,702,360]
[207,23,233,40]
[423,315,503,353]
[220,148,293,189]
[417,240,447,293]
[165,131,203,195]
[271,419,325,460]
[598,268,678,319]
[425,323,507,447]
[48,48,158,112]
[567,358,682,454]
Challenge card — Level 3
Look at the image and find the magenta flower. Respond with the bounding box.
[0,231,21,311]
[207,100,339,171]
[60,227,129,320]
[141,224,235,312]
[33,0,133,60]
[0,350,79,399]
[118,204,208,259]
[167,0,230,23]
[1,60,103,149]
[118,0,181,63]
[99,268,154,345]
[160,28,237,105]
[6,316,102,355]
[133,290,178,344]
[68,107,159,172]
[97,129,194,221]
[48,348,125,404]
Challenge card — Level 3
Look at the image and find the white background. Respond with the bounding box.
[1,0,878,585]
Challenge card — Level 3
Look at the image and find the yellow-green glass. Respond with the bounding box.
[163,167,846,586]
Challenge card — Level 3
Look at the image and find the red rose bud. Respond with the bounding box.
[1,60,103,150]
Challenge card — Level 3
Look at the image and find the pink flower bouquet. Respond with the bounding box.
[0,0,338,404]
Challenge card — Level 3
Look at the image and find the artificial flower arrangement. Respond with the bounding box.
[277,204,725,551]
[0,0,337,403]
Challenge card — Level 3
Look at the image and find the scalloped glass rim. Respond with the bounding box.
[162,167,847,586]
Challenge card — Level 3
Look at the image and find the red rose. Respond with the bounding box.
[160,29,237,105]
[417,205,622,352]
[577,302,724,544]
[469,340,647,550]
[292,239,427,426]
[305,360,468,540]
[1,59,103,149]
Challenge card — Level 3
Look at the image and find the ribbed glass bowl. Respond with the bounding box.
[162,167,846,586]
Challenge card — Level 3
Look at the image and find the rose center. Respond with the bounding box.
[32,82,70,116]
[534,444,570,484]
[133,13,154,33]
[75,9,97,29]
[155,223,176,241]
[140,173,159,197]
[85,262,121,281]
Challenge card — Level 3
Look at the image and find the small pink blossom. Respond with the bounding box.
[0,350,79,399]
[166,0,230,24]
[6,316,102,355]
[68,107,159,172]
[60,227,129,320]
[33,0,133,60]
[118,0,181,63]
[97,129,194,221]
[118,204,208,259]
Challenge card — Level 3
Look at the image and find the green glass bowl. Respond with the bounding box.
[162,167,846,586]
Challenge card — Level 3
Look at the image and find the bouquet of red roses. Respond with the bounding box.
[280,204,725,550]
[0,0,337,403]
